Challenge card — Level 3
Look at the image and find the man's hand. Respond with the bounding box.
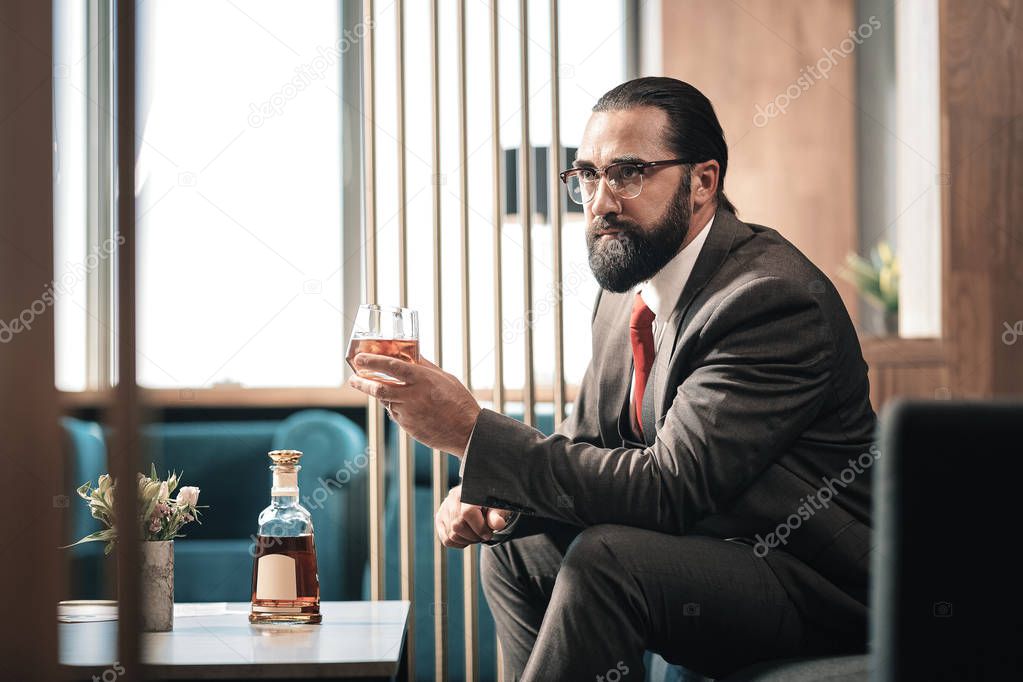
[435,485,510,548]
[348,353,481,457]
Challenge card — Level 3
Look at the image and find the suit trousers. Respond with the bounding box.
[480,519,867,681]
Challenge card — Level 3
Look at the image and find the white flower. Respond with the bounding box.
[158,481,169,501]
[176,486,200,507]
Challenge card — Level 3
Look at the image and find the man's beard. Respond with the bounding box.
[586,178,692,293]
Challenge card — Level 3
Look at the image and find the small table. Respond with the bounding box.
[60,601,409,681]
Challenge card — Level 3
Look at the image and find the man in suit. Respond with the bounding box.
[349,77,876,681]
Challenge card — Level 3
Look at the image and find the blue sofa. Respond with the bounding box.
[61,409,368,603]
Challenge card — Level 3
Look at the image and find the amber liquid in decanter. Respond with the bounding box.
[249,535,320,623]
[249,449,322,624]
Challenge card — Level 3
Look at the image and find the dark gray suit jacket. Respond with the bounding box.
[461,207,876,602]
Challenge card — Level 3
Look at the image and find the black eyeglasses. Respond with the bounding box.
[559,158,691,205]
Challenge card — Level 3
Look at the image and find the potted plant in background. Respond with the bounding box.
[65,466,204,631]
[840,240,900,336]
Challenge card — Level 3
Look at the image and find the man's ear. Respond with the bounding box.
[691,160,720,210]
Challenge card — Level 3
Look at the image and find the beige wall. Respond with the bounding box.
[648,0,860,322]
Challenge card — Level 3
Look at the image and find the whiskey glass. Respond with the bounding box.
[345,304,419,385]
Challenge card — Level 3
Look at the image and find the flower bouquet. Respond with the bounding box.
[66,464,204,554]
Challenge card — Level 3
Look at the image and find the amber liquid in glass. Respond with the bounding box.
[346,338,420,384]
[249,535,322,624]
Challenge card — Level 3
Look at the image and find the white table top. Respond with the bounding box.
[60,601,410,680]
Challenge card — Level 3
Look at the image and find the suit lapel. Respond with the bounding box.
[595,291,634,445]
[651,208,745,424]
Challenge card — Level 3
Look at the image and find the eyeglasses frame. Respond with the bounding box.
[558,158,695,204]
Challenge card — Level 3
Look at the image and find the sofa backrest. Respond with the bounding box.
[143,420,279,539]
[61,417,109,543]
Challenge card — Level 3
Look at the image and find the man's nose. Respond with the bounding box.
[589,175,622,217]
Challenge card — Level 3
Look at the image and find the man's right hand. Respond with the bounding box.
[435,484,509,548]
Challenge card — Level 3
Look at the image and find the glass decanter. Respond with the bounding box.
[249,449,322,624]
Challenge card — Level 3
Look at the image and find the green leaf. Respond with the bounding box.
[61,527,117,549]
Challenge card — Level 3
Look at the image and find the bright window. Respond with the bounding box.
[55,0,630,394]
[53,0,91,391]
[135,0,345,388]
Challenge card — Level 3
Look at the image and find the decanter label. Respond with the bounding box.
[255,553,298,600]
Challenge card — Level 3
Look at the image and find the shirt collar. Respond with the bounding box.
[637,214,715,320]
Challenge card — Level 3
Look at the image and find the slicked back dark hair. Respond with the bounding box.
[593,77,737,215]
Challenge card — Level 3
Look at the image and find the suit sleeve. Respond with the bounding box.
[459,276,835,534]
[472,359,603,544]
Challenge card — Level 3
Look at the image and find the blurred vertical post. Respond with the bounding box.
[0,0,62,677]
[113,0,142,677]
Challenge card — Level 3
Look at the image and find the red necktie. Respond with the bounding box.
[630,294,656,438]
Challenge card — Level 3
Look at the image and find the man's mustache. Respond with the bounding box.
[588,216,640,237]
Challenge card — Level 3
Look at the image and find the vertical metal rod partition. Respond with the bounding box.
[519,0,536,429]
[429,1,450,678]
[456,2,480,680]
[429,1,449,678]
[363,1,561,677]
[549,0,566,426]
[362,0,387,602]
[489,2,507,678]
[489,1,506,467]
[393,1,416,679]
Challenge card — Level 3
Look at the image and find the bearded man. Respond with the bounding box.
[349,76,876,681]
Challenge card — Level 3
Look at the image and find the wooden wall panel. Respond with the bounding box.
[658,0,860,324]
[861,337,950,412]
[940,0,1023,398]
[653,1,1023,406]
